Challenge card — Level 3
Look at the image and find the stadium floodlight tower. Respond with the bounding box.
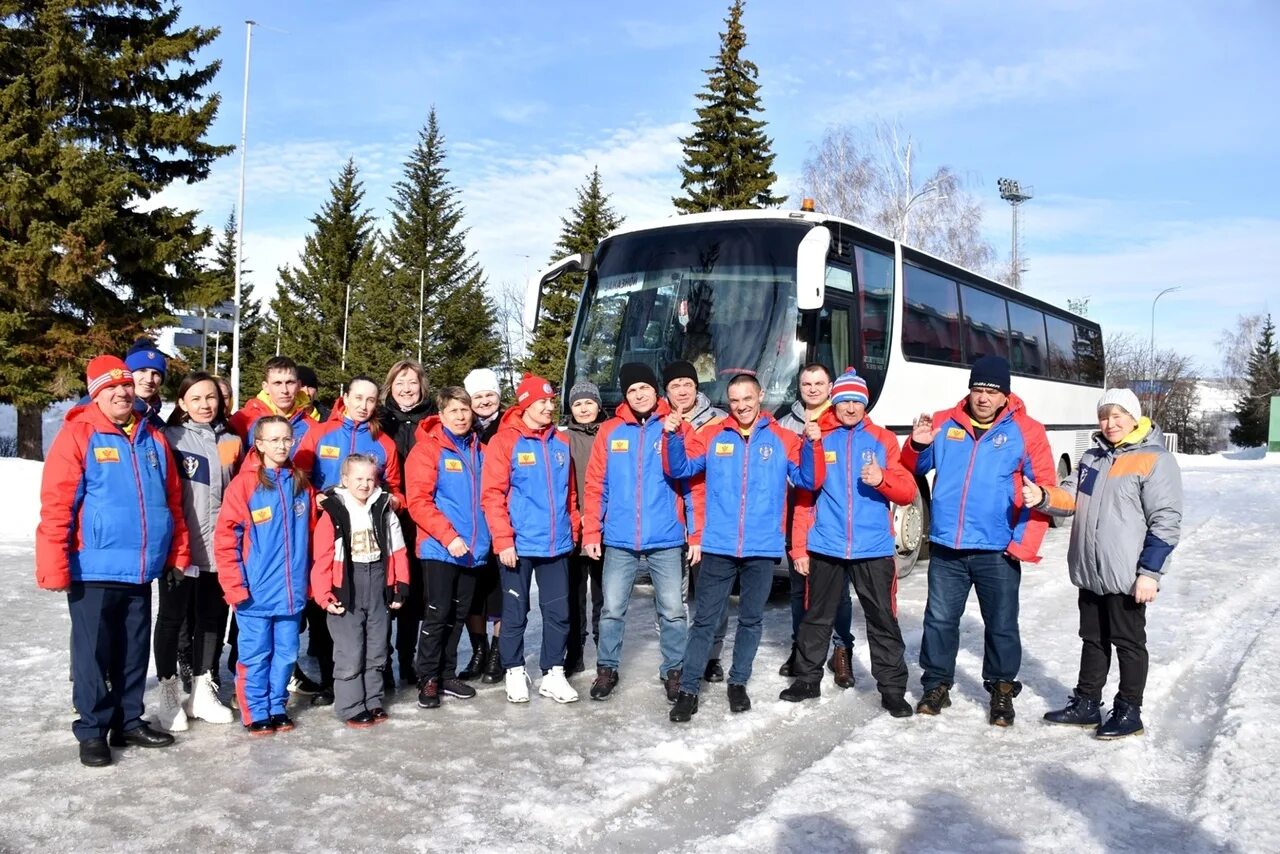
[997,177,1034,290]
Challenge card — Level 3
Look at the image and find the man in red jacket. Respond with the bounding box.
[37,356,191,766]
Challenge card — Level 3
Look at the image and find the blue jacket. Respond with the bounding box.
[294,410,404,503]
[791,411,918,561]
[481,407,579,558]
[37,403,190,588]
[405,416,491,567]
[663,413,823,559]
[583,400,688,552]
[214,466,314,616]
[899,393,1056,563]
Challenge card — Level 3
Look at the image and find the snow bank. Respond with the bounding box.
[0,459,43,542]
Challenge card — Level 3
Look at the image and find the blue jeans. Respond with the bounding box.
[499,555,570,673]
[679,553,777,694]
[598,546,686,676]
[789,559,855,649]
[919,546,1022,691]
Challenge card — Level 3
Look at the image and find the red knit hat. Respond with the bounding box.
[86,355,134,397]
[515,373,555,409]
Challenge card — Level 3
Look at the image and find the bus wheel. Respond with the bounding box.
[894,491,927,578]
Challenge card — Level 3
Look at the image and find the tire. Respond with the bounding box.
[894,487,929,578]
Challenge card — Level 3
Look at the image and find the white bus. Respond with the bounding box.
[526,207,1104,575]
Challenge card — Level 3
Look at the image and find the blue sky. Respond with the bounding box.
[166,0,1280,373]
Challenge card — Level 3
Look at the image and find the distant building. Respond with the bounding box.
[1193,379,1240,452]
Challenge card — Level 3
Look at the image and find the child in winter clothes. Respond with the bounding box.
[406,388,491,709]
[1029,388,1183,739]
[311,454,410,727]
[215,416,315,735]
[561,380,605,674]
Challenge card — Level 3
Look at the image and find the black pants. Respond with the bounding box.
[566,551,603,666]
[795,554,908,694]
[387,552,424,678]
[154,571,229,678]
[1076,588,1148,706]
[303,600,335,686]
[69,582,151,742]
[415,560,478,681]
[467,556,503,622]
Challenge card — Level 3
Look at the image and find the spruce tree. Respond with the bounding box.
[270,158,383,380]
[0,0,231,458]
[381,108,500,389]
[524,167,623,385]
[1230,314,1280,448]
[178,211,266,378]
[673,0,785,214]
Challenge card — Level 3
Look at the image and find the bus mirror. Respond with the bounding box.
[523,253,593,335]
[796,226,830,311]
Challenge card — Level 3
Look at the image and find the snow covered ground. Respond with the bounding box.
[0,452,1277,853]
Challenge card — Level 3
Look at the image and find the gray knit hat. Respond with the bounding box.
[568,380,602,408]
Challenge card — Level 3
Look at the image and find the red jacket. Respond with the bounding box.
[481,407,580,557]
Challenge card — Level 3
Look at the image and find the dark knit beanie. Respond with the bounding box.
[661,360,698,389]
[568,380,602,408]
[296,365,320,389]
[619,362,659,394]
[968,355,1011,395]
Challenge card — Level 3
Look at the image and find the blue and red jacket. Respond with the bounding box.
[405,416,491,568]
[36,403,191,588]
[481,407,580,558]
[228,390,322,455]
[791,410,918,561]
[899,393,1056,562]
[214,465,315,616]
[294,404,404,506]
[583,400,688,552]
[663,413,824,559]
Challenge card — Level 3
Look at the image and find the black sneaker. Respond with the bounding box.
[917,684,952,716]
[345,710,376,729]
[986,680,1021,727]
[664,669,682,703]
[246,719,275,736]
[79,738,112,767]
[480,642,504,684]
[270,713,295,732]
[441,678,477,699]
[727,683,751,713]
[703,658,724,682]
[881,693,914,718]
[669,690,699,722]
[779,681,821,703]
[288,667,323,695]
[417,678,441,709]
[590,666,619,701]
[778,647,797,677]
[310,688,334,707]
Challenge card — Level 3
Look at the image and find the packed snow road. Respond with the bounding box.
[0,454,1276,853]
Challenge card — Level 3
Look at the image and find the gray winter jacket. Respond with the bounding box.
[1042,421,1183,596]
[776,399,830,434]
[164,421,243,570]
[680,392,727,429]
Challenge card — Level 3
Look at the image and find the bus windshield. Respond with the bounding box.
[567,220,811,410]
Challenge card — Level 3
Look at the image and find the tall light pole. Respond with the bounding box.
[998,177,1034,290]
[417,267,426,364]
[230,19,255,410]
[1149,285,1180,415]
[341,278,351,372]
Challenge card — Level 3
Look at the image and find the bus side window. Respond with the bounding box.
[903,264,961,364]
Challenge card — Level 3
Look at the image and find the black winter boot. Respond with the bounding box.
[779,681,821,703]
[458,634,488,681]
[590,666,619,701]
[1096,697,1144,739]
[986,679,1022,727]
[669,691,698,722]
[480,639,504,684]
[1044,692,1102,727]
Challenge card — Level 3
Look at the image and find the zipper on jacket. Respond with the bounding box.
[129,430,150,582]
[276,475,296,614]
[845,428,855,560]
[635,420,645,551]
[737,427,750,557]
[954,438,981,549]
[542,432,557,552]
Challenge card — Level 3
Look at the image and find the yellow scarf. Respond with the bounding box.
[1114,417,1153,447]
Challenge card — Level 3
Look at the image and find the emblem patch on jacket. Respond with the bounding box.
[444,459,463,472]
[758,445,773,460]
[94,447,121,463]
[251,506,273,524]
[946,427,966,441]
[824,450,837,463]
[714,443,734,456]
[517,452,536,466]
[319,445,341,459]
[992,433,1008,448]
[610,439,629,452]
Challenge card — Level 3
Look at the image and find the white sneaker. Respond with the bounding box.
[150,675,189,732]
[538,665,580,704]
[184,672,234,724]
[505,666,531,703]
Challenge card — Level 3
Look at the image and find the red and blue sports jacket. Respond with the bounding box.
[791,410,917,561]
[36,404,191,588]
[481,407,580,558]
[293,405,404,506]
[899,393,1056,562]
[405,416,491,568]
[214,465,315,616]
[228,390,322,455]
[583,400,688,552]
[663,413,824,559]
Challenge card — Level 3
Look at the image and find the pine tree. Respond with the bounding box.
[0,1,231,458]
[673,0,785,214]
[381,108,500,389]
[524,167,623,385]
[270,159,383,380]
[1230,314,1280,448]
[177,211,265,378]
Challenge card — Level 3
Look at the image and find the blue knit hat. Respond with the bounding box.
[125,338,167,379]
[831,367,869,406]
[968,355,1010,394]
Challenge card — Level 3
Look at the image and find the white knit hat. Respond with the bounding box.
[1097,387,1142,420]
[464,368,500,396]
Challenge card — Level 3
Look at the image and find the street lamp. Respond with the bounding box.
[1148,285,1180,414]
